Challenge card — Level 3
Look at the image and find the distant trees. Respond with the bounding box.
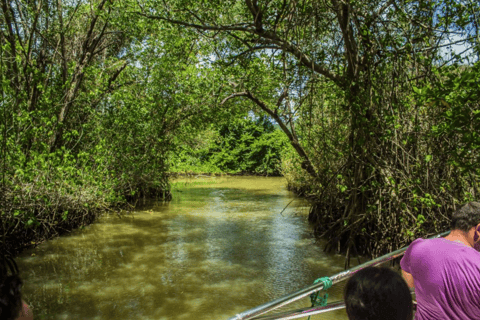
[171,115,289,175]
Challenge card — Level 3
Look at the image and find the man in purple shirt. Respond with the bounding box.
[401,202,480,320]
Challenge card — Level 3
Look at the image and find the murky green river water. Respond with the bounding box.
[17,176,353,320]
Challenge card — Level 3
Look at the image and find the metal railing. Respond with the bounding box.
[227,231,450,320]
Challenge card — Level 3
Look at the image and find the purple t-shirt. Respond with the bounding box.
[401,237,480,319]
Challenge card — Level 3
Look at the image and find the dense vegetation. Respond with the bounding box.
[1,0,479,266]
[170,115,288,175]
[0,0,213,256]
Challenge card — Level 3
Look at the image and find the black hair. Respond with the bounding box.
[0,274,23,320]
[0,256,23,320]
[344,266,413,320]
[450,201,480,233]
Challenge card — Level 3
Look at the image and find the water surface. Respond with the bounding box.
[17,176,352,319]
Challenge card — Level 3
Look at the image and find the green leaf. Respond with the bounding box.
[412,86,422,94]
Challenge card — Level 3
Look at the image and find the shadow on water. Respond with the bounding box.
[16,176,354,320]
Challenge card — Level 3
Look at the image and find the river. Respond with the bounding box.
[16,176,353,319]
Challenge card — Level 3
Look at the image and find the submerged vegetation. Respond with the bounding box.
[1,0,479,266]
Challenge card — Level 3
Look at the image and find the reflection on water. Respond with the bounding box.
[17,177,352,319]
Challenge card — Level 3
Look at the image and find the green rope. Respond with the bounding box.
[307,277,332,320]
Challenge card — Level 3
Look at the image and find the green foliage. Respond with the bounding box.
[0,0,209,255]
[171,115,289,175]
[414,62,480,175]
[281,145,316,195]
[212,116,288,175]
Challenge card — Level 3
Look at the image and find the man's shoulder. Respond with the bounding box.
[403,238,452,258]
[406,237,428,250]
[401,237,480,268]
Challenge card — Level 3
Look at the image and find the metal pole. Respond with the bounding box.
[252,301,346,320]
[227,231,449,320]
[246,287,416,320]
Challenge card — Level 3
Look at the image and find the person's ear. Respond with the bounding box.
[474,224,480,242]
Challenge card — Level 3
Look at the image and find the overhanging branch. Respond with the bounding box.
[136,10,344,87]
[221,90,320,180]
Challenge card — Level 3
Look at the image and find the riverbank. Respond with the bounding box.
[1,172,171,260]
[167,171,283,178]
[3,169,280,260]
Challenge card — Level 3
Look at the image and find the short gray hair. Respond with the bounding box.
[451,202,480,232]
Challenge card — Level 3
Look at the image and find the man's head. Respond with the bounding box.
[451,201,480,249]
[344,266,413,320]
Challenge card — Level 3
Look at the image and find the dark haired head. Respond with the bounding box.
[0,274,23,320]
[0,256,23,320]
[344,266,413,320]
[450,202,480,233]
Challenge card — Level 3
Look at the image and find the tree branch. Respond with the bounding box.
[221,90,319,179]
[137,11,344,87]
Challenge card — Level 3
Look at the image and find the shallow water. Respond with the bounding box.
[17,176,353,319]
